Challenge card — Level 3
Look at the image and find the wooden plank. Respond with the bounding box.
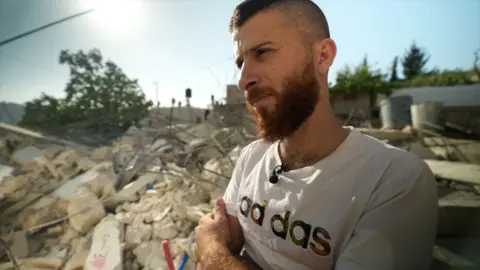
[432,245,477,270]
[424,159,480,185]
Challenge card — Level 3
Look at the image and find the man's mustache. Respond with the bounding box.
[244,87,276,105]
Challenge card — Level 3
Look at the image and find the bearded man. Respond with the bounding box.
[194,0,438,269]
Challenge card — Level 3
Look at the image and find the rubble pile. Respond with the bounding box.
[0,122,251,270]
[1,119,479,269]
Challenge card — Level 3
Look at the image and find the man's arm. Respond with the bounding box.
[227,214,245,254]
[196,199,259,270]
[197,214,254,270]
[223,144,252,254]
[198,143,263,269]
[335,161,438,270]
[200,242,262,270]
[200,243,248,270]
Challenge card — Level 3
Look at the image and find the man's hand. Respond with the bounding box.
[195,197,231,263]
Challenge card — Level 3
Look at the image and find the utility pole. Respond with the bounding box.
[185,88,192,122]
[153,81,159,107]
[153,81,159,128]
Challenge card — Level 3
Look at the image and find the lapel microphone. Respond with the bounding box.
[269,163,289,184]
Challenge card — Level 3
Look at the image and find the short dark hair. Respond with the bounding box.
[229,0,330,41]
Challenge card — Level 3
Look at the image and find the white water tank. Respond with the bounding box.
[411,102,444,130]
[380,95,413,129]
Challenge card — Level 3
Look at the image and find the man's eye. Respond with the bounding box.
[236,60,243,69]
[255,49,270,57]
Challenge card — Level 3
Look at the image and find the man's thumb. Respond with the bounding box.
[214,197,227,218]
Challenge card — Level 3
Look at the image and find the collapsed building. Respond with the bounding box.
[0,104,479,269]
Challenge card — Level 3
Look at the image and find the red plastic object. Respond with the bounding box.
[162,240,175,270]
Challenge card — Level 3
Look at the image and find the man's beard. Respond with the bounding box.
[246,58,319,143]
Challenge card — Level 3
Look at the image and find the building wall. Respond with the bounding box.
[143,107,207,126]
[331,94,372,119]
[391,84,480,107]
[441,106,480,134]
[226,84,245,105]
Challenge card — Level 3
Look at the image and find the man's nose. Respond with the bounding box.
[238,64,260,92]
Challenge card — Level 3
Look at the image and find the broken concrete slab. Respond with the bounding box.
[432,245,477,270]
[0,164,15,184]
[425,160,480,186]
[133,241,168,269]
[357,127,415,141]
[85,217,123,270]
[21,205,61,231]
[176,123,218,143]
[10,231,29,258]
[65,250,89,270]
[68,191,106,234]
[75,157,97,173]
[125,215,153,247]
[53,161,113,200]
[11,146,44,166]
[90,146,114,161]
[53,149,81,167]
[404,141,438,160]
[108,173,162,204]
[22,257,63,269]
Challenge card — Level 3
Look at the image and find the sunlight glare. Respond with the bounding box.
[91,0,138,33]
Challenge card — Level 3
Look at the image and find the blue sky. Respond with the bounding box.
[0,0,479,108]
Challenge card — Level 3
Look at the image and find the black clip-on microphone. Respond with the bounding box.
[269,163,289,184]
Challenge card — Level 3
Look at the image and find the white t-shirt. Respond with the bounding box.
[223,128,438,270]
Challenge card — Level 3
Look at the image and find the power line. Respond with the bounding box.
[0,9,95,47]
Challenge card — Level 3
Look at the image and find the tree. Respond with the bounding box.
[20,49,153,133]
[389,56,399,82]
[401,42,429,80]
[474,48,480,79]
[331,56,390,114]
[331,56,390,98]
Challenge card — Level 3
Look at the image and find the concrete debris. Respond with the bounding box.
[67,191,106,234]
[11,146,44,166]
[0,122,247,269]
[9,231,28,259]
[0,164,15,184]
[85,217,123,270]
[0,120,479,269]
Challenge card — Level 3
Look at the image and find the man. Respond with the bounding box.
[194,0,438,269]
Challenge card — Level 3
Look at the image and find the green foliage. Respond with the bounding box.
[401,42,429,80]
[20,49,153,133]
[331,47,477,100]
[399,69,476,88]
[331,56,391,99]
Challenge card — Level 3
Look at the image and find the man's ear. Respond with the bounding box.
[313,38,337,76]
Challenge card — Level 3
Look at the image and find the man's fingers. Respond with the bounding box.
[199,213,214,224]
[214,197,227,220]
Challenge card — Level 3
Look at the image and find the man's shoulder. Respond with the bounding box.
[359,131,434,188]
[239,139,272,160]
[360,131,429,169]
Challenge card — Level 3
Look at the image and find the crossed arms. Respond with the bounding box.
[194,198,260,270]
[195,147,438,270]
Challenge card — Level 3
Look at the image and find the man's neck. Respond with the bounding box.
[279,107,349,169]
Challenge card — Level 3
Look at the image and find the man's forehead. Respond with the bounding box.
[232,11,286,55]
